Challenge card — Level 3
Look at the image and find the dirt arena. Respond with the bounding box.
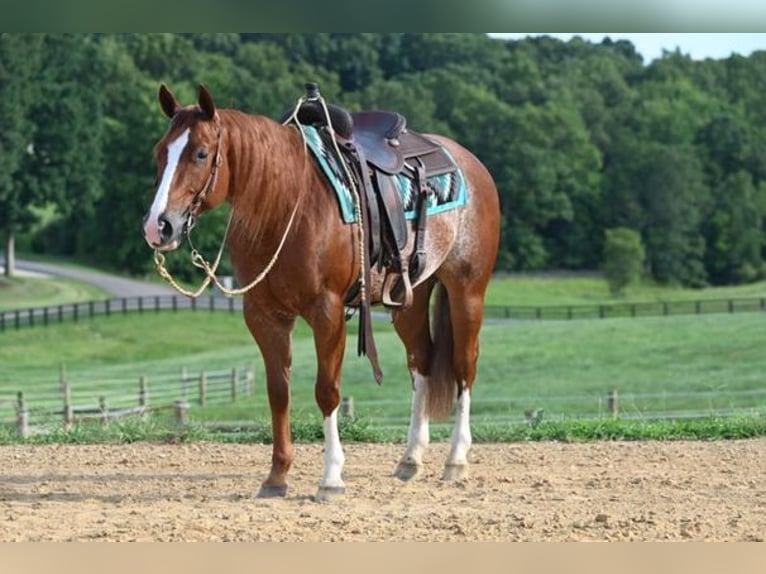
[0,439,762,541]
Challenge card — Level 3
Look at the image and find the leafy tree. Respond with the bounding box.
[17,34,105,257]
[703,171,766,284]
[602,227,645,296]
[12,33,766,290]
[78,37,167,275]
[0,34,44,276]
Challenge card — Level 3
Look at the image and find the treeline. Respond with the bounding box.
[2,33,766,287]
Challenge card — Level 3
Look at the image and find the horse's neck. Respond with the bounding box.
[221,110,308,242]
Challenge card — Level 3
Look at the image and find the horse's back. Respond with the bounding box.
[423,135,500,284]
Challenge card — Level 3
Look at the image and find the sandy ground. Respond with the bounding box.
[0,440,763,541]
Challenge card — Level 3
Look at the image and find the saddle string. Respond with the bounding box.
[314,96,367,310]
[154,96,310,298]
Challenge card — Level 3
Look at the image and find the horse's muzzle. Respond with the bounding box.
[143,210,185,251]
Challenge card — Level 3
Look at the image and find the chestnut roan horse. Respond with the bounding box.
[143,84,500,501]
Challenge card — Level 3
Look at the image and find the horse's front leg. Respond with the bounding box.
[306,295,348,502]
[244,303,296,498]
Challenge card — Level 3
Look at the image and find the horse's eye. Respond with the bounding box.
[196,148,209,161]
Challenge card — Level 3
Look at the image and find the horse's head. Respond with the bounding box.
[143,84,225,251]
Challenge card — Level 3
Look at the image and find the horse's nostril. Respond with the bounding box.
[158,215,174,243]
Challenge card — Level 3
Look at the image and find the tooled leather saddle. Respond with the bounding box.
[282,83,460,383]
[286,83,458,309]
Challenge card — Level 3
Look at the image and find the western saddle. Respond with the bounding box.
[284,83,459,382]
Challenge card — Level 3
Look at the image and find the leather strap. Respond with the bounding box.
[409,158,429,282]
[343,140,383,384]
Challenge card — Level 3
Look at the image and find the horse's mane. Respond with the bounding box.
[220,109,313,250]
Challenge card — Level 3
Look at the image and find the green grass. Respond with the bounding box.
[0,275,108,311]
[484,274,766,307]
[1,310,764,431]
[1,414,763,445]
[1,271,765,441]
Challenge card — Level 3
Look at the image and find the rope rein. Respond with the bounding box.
[153,95,325,298]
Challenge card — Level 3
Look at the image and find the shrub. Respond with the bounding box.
[602,227,645,296]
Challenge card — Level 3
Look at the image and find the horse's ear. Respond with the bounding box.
[198,84,217,121]
[159,84,180,118]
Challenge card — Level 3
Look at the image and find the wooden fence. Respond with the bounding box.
[1,294,765,332]
[484,296,766,321]
[0,295,243,332]
[3,363,256,438]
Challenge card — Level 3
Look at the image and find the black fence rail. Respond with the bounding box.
[484,297,766,321]
[2,294,766,332]
[0,295,244,332]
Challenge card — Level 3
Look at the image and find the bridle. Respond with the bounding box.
[153,101,309,299]
[181,123,223,237]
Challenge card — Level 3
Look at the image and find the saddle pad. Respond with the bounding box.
[300,125,468,224]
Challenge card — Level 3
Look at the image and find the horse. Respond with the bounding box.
[143,84,500,501]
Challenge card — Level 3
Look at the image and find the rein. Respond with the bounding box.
[153,97,311,298]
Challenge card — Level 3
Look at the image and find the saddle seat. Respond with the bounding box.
[350,111,406,174]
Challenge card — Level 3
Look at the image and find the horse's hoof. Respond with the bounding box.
[393,461,422,481]
[314,485,345,503]
[256,484,288,498]
[442,464,468,481]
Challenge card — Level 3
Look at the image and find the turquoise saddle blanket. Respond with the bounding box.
[301,125,468,224]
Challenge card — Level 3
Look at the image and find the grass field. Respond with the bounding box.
[1,309,764,431]
[484,274,766,306]
[0,275,107,311]
[1,271,764,441]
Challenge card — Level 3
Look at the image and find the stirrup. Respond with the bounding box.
[382,269,414,309]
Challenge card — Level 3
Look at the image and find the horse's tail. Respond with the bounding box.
[426,282,457,420]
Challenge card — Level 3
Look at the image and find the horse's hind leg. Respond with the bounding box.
[439,280,487,482]
[391,278,436,481]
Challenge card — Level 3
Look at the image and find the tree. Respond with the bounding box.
[602,227,645,296]
[79,37,168,276]
[0,33,44,276]
[16,34,105,257]
[702,171,766,284]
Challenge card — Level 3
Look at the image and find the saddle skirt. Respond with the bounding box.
[301,124,468,226]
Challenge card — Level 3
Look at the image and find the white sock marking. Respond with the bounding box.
[144,128,190,246]
[401,371,430,466]
[446,386,471,467]
[320,407,345,489]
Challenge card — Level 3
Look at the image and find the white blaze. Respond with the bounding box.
[144,128,190,246]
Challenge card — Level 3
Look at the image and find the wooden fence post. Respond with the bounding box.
[174,400,189,425]
[340,396,355,420]
[181,366,188,399]
[246,364,255,396]
[607,390,619,419]
[99,396,108,425]
[63,382,73,428]
[139,376,149,416]
[59,363,68,390]
[16,391,29,438]
[231,368,238,402]
[199,372,207,406]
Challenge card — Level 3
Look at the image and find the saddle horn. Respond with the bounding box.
[280,82,354,139]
